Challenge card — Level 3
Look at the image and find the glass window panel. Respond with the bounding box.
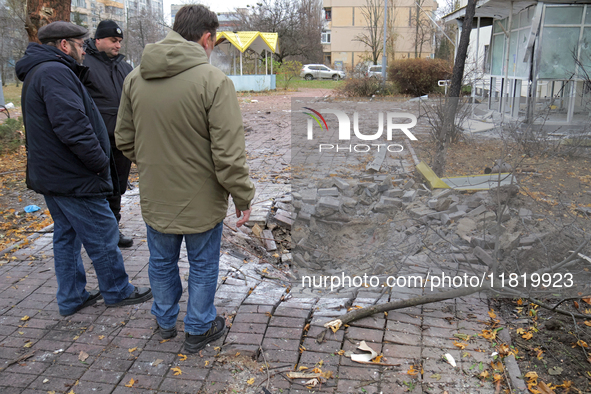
[509,31,518,76]
[544,6,584,25]
[539,27,580,79]
[520,7,532,28]
[511,13,519,30]
[493,18,507,33]
[491,34,505,76]
[586,6,591,25]
[580,28,591,76]
[516,29,530,78]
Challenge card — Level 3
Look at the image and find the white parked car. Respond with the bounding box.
[300,64,346,81]
[366,65,383,78]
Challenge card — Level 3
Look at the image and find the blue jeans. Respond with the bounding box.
[45,195,135,315]
[146,222,223,335]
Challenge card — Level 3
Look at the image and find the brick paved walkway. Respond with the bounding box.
[0,93,499,393]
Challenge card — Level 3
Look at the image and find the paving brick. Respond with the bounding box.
[159,377,205,393]
[345,326,384,343]
[117,373,163,390]
[262,337,301,352]
[268,316,306,328]
[28,375,78,391]
[225,332,264,346]
[348,316,385,329]
[42,363,87,379]
[274,306,310,318]
[338,365,380,381]
[80,367,126,384]
[302,338,341,353]
[232,313,270,324]
[228,322,266,335]
[306,325,344,342]
[337,379,379,394]
[68,381,117,394]
[382,344,421,359]
[259,349,300,364]
[265,326,302,339]
[383,330,420,345]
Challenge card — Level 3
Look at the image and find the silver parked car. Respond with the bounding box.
[366,65,383,78]
[300,64,346,81]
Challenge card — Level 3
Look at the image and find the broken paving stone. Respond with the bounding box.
[456,218,477,236]
[468,205,487,217]
[440,213,451,225]
[433,189,454,199]
[500,232,521,253]
[378,176,393,192]
[449,204,468,213]
[281,253,292,264]
[448,211,466,221]
[318,187,339,197]
[427,199,438,209]
[402,190,418,202]
[408,207,437,219]
[301,188,318,204]
[519,235,537,246]
[318,196,341,210]
[333,177,351,191]
[435,198,452,212]
[262,230,277,252]
[403,179,416,190]
[383,188,404,198]
[470,237,496,249]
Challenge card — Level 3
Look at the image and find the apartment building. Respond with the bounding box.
[321,0,438,69]
[71,0,125,33]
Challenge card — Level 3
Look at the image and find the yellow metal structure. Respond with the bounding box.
[215,31,279,54]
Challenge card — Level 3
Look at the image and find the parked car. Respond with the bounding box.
[300,64,346,81]
[366,65,383,78]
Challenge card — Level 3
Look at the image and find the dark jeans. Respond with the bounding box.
[146,222,223,335]
[107,143,132,223]
[45,195,135,315]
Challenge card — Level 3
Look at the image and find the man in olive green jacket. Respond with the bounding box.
[115,4,255,353]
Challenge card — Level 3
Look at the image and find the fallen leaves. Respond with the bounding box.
[20,315,29,321]
[128,347,137,353]
[78,351,89,362]
[170,367,182,376]
[246,377,254,385]
[178,353,187,361]
[124,378,135,388]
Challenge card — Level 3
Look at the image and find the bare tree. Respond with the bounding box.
[237,0,323,64]
[432,0,477,177]
[124,6,167,66]
[25,0,70,42]
[0,0,28,84]
[412,0,434,58]
[354,0,384,66]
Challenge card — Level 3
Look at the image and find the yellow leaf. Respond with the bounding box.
[525,371,539,380]
[72,335,79,341]
[235,352,241,357]
[124,378,135,388]
[98,335,105,340]
[480,370,490,379]
[407,365,419,376]
[247,377,255,385]
[171,367,182,376]
[128,347,137,353]
[516,328,526,335]
[205,360,209,367]
[159,339,169,343]
[493,374,502,382]
[299,366,309,371]
[584,321,591,327]
[372,354,384,363]
[21,315,29,321]
[517,298,524,306]
[23,342,33,348]
[178,353,187,361]
[453,341,468,350]
[488,309,497,319]
[336,349,345,356]
[577,340,589,348]
[522,332,533,340]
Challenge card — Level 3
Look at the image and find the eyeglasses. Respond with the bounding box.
[66,39,87,51]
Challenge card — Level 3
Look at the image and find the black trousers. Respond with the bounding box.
[107,140,132,223]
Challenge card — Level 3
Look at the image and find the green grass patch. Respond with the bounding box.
[2,84,23,108]
[289,79,344,90]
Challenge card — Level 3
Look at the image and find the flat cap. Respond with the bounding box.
[38,21,89,43]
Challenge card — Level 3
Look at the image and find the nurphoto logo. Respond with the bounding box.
[303,107,418,153]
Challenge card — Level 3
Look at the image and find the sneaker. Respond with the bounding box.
[118,231,134,248]
[60,289,102,317]
[158,324,178,340]
[184,316,227,353]
[106,286,152,308]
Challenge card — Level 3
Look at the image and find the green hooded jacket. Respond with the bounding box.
[115,31,255,234]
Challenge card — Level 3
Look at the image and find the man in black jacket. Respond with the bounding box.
[15,21,152,317]
[82,20,134,248]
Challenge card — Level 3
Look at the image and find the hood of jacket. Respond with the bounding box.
[139,30,209,80]
[16,42,86,81]
[84,38,126,65]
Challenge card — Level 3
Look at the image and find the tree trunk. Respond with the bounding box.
[432,0,476,177]
[25,0,71,43]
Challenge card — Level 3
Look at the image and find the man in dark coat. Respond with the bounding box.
[82,20,134,248]
[15,21,152,317]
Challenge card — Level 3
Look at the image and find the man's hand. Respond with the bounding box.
[235,208,251,228]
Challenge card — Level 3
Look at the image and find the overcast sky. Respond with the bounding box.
[161,0,449,26]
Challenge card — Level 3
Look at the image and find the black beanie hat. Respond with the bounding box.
[95,20,123,39]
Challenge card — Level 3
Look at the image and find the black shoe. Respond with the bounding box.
[158,324,178,340]
[106,286,152,308]
[60,289,102,317]
[184,316,227,353]
[118,231,134,248]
